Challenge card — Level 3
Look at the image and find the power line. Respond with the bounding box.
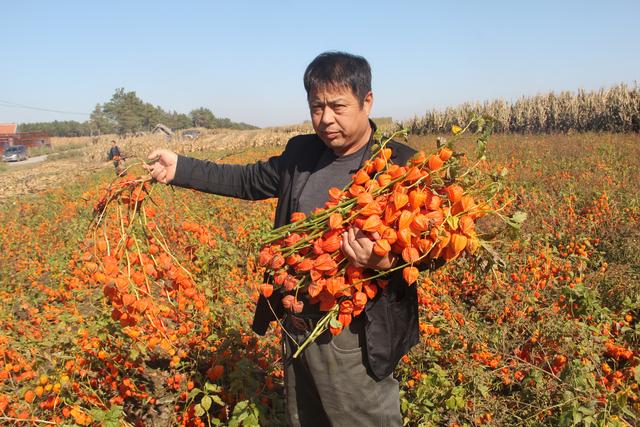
[0,99,90,116]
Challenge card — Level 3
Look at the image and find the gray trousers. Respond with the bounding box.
[282,315,402,427]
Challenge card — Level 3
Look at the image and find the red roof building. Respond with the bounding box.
[0,123,50,152]
[0,123,17,134]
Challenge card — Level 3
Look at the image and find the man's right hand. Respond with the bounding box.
[144,149,178,184]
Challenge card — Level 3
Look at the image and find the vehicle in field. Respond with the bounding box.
[2,145,29,162]
[181,129,201,140]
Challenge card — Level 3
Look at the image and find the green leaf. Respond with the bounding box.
[446,215,459,230]
[477,384,489,398]
[572,410,582,424]
[107,405,123,418]
[445,395,457,410]
[229,400,262,425]
[187,387,202,400]
[201,395,212,411]
[88,409,106,422]
[85,404,123,427]
[506,211,527,229]
[512,211,527,222]
[211,394,226,406]
[578,406,594,415]
[205,382,221,393]
[476,139,487,160]
[233,400,248,411]
[476,117,486,132]
[194,404,205,417]
[329,316,342,330]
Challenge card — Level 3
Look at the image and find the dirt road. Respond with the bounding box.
[5,155,48,166]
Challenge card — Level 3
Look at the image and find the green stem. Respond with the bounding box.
[292,305,339,358]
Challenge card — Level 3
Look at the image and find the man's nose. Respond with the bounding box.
[320,107,335,125]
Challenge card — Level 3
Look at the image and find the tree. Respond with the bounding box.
[18,121,91,137]
[140,103,165,130]
[89,104,116,135]
[190,107,217,128]
[103,88,147,134]
[19,88,258,137]
[165,111,192,130]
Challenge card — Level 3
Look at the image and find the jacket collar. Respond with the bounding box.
[360,119,378,167]
[290,119,378,212]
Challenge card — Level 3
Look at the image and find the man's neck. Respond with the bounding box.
[334,124,372,157]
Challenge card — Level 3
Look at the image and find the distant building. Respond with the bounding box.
[0,123,50,152]
[0,123,17,150]
[0,123,17,134]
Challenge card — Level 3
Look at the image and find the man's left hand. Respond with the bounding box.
[341,227,397,270]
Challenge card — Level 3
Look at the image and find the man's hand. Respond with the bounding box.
[144,149,178,184]
[341,227,397,270]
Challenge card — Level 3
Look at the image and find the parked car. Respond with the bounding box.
[181,129,201,140]
[2,145,29,162]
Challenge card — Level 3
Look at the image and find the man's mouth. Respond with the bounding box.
[322,131,340,140]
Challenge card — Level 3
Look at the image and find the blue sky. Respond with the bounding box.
[1,0,638,128]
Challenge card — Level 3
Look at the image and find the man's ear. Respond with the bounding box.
[363,91,373,114]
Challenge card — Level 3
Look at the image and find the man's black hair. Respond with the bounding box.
[303,51,372,106]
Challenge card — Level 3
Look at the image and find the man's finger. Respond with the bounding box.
[142,162,156,172]
[148,149,162,160]
[347,227,364,251]
[353,227,369,240]
[150,165,162,180]
[145,155,161,165]
[353,228,374,248]
[341,232,357,260]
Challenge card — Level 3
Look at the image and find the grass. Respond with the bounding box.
[44,148,86,162]
[29,141,90,157]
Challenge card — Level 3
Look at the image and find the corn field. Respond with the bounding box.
[402,82,640,134]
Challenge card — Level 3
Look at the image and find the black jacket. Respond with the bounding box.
[171,126,420,380]
[108,146,121,160]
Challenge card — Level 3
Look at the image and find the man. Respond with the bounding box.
[108,140,122,175]
[145,52,422,427]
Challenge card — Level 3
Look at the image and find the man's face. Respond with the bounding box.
[308,86,373,156]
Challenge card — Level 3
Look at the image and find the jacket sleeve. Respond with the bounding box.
[169,153,283,200]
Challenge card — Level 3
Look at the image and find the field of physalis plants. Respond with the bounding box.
[0,126,638,427]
